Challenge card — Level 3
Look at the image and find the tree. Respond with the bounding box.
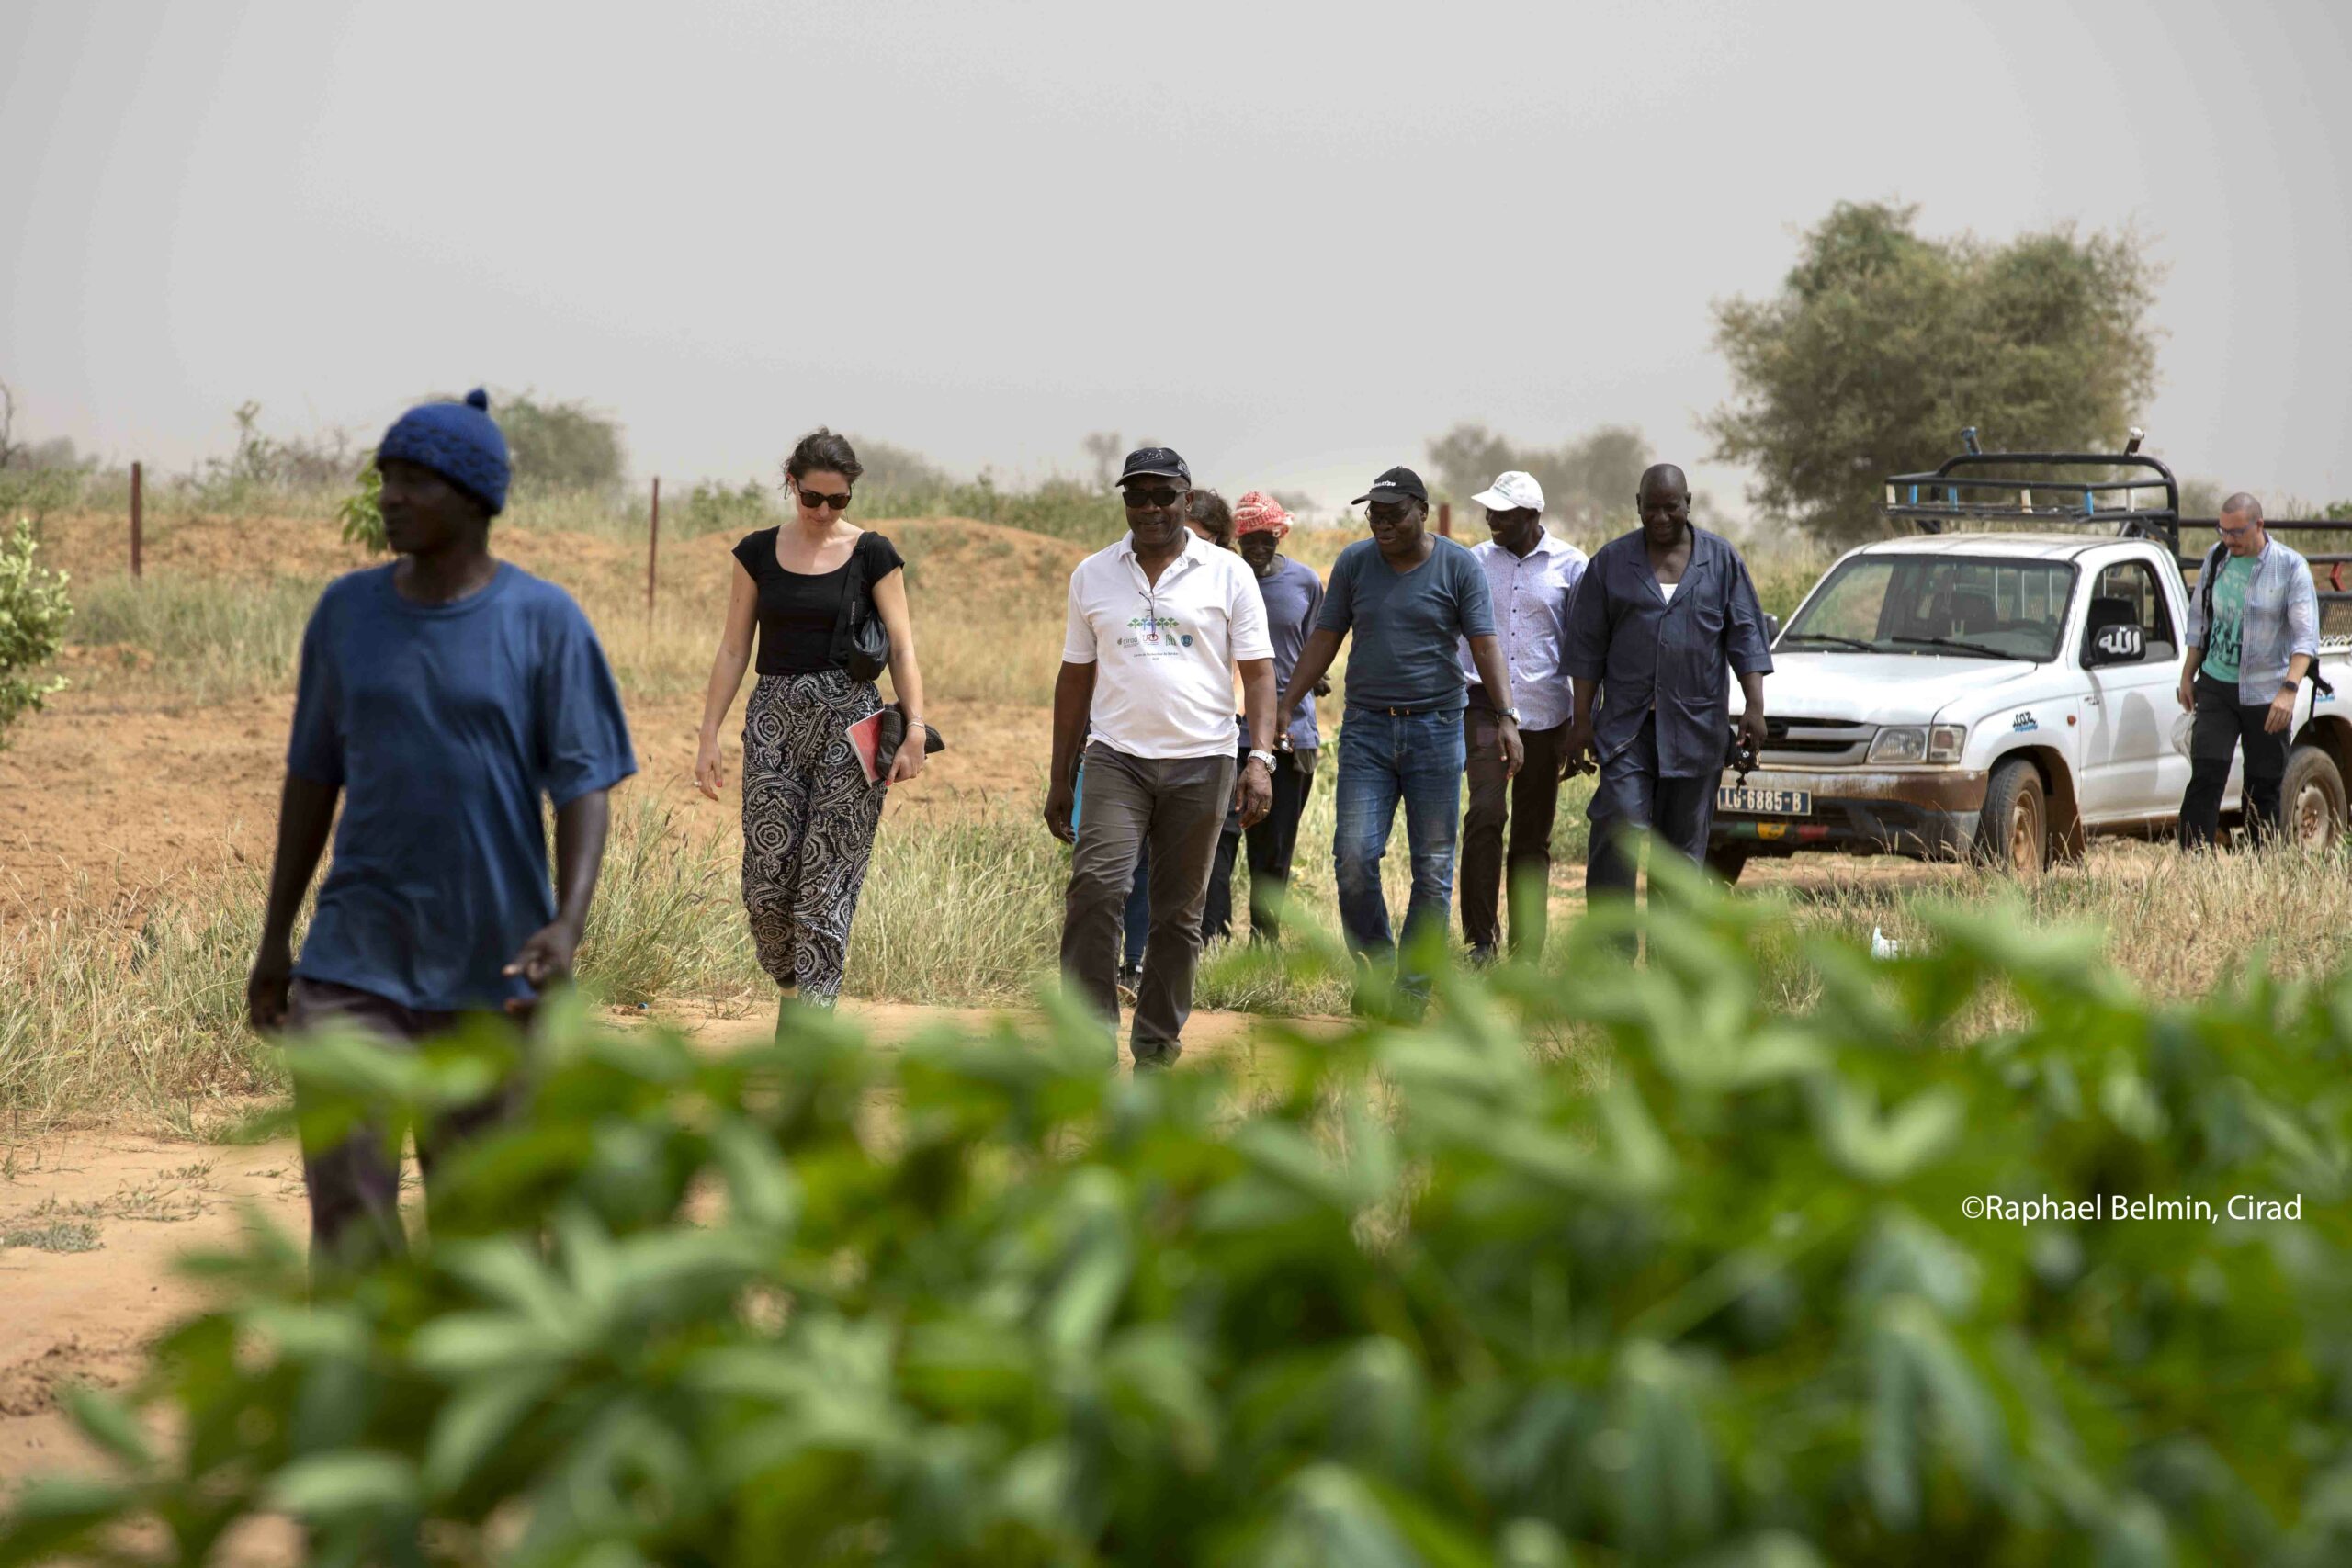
[1706,201,2160,545]
[1081,431,1124,490]
[493,392,627,492]
[844,436,953,494]
[0,378,17,469]
[1427,422,1651,530]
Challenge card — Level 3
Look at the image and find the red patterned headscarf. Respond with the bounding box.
[1233,491,1293,538]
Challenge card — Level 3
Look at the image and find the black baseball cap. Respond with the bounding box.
[1118,446,1191,486]
[1352,466,1429,506]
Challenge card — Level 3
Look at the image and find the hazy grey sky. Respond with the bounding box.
[6,0,2348,516]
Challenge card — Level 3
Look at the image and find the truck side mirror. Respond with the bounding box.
[1764,613,1782,643]
[2084,623,2145,668]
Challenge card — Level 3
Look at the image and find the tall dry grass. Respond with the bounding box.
[17,759,2352,1132]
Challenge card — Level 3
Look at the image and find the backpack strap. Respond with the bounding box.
[2199,540,2226,637]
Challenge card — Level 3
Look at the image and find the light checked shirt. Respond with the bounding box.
[2184,537,2321,706]
[1063,529,1273,759]
[1457,527,1588,730]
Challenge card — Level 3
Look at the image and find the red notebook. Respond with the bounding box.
[846,711,888,785]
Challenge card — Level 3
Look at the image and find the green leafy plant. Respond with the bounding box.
[0,519,70,747]
[337,460,387,554]
[9,874,2352,1564]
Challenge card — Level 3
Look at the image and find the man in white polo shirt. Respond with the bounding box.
[1458,470,1587,964]
[1045,447,1277,1068]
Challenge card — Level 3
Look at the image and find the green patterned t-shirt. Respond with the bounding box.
[2202,554,2256,683]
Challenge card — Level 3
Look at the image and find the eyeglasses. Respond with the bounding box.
[798,488,853,512]
[1124,487,1182,511]
[1367,501,1414,525]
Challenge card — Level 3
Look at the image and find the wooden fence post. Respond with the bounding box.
[1437,501,1451,538]
[130,461,143,577]
[646,476,660,615]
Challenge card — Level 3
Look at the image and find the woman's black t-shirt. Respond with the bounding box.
[731,528,905,676]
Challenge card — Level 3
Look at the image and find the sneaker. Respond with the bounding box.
[1466,943,1499,969]
[1131,1041,1181,1072]
[1115,964,1142,1004]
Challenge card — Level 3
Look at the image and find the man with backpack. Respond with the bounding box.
[2178,492,2322,849]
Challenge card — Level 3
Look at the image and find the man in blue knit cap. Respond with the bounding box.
[247,389,638,1275]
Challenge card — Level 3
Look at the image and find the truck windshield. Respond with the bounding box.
[1781,556,2075,661]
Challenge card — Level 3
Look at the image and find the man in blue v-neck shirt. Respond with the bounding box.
[246,390,637,1273]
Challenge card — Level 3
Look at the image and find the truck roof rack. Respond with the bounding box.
[1883,445,2184,558]
[1883,433,2352,604]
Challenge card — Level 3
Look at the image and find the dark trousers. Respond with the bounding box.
[286,977,517,1277]
[1062,743,1236,1064]
[2180,671,2289,849]
[1460,710,1568,956]
[1202,746,1317,943]
[1586,716,1717,900]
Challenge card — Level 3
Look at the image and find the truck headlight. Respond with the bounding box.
[1868,726,1968,763]
[1869,727,1927,762]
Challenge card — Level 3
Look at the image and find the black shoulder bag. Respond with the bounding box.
[831,534,892,682]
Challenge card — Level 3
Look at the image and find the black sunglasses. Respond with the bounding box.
[1123,486,1182,510]
[1367,500,1415,525]
[797,487,853,512]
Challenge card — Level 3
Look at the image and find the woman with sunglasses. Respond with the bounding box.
[695,428,928,1017]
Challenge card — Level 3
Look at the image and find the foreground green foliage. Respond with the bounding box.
[0,519,71,747]
[12,881,2352,1564]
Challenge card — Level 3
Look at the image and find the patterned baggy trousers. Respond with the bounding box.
[741,669,886,1004]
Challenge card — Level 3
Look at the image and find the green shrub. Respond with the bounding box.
[0,519,70,746]
[669,478,776,540]
[338,461,387,554]
[12,876,2352,1563]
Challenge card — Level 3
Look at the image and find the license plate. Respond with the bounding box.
[1718,786,1811,816]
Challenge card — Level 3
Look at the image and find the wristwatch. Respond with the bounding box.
[1247,749,1277,770]
[1498,705,1522,724]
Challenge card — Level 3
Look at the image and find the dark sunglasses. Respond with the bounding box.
[1367,501,1414,525]
[797,487,853,512]
[1123,486,1182,510]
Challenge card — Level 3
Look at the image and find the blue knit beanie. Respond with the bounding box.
[378,389,511,515]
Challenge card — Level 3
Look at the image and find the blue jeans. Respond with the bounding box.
[1334,708,1466,987]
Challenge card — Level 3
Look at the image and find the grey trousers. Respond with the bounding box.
[1585,714,1718,900]
[1061,742,1237,1064]
[287,977,517,1277]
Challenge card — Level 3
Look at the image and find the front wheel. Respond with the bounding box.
[1973,757,2049,877]
[2282,743,2347,849]
[1704,843,1748,885]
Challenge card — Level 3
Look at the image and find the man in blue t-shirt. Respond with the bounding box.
[246,390,638,1272]
[1279,467,1522,1000]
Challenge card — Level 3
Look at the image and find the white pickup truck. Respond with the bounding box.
[1712,450,2352,880]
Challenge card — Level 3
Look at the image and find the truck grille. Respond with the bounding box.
[1761,716,1873,766]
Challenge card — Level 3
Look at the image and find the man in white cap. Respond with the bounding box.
[1457,470,1587,963]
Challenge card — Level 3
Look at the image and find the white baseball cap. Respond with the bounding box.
[1470,470,1544,513]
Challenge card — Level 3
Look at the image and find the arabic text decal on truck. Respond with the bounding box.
[1710,435,2352,881]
